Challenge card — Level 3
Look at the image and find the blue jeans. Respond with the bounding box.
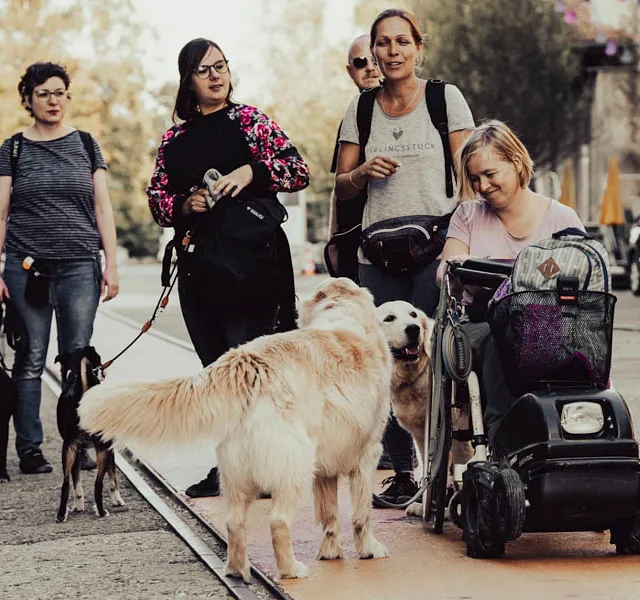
[359,260,441,473]
[3,254,101,457]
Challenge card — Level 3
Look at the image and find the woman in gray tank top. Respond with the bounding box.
[0,62,119,475]
[335,8,475,507]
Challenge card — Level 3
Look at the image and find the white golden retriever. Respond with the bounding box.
[78,278,391,581]
[375,301,433,466]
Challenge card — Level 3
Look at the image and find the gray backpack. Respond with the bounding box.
[509,228,611,294]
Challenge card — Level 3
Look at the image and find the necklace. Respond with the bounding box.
[381,80,420,117]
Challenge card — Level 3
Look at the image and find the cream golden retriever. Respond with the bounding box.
[376,301,472,516]
[78,277,391,581]
[375,301,433,467]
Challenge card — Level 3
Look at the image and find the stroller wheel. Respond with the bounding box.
[462,463,505,559]
[493,468,526,542]
[448,490,464,530]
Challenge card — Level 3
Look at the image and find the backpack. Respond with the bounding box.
[502,227,611,298]
[10,130,95,178]
[488,228,615,394]
[324,80,453,280]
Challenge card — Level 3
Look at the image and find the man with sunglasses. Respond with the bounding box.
[326,35,381,278]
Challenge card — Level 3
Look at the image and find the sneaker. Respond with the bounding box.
[78,447,97,471]
[185,467,220,498]
[19,450,53,474]
[372,472,418,508]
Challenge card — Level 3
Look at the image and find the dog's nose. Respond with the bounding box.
[405,324,420,340]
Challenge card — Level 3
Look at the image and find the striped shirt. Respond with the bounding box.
[0,130,106,259]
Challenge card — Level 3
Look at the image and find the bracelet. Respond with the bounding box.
[349,169,365,190]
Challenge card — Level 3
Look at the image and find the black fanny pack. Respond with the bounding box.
[361,213,451,274]
[178,193,287,307]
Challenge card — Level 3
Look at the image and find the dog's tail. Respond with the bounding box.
[78,347,279,451]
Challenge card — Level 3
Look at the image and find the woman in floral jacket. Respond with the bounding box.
[147,38,310,498]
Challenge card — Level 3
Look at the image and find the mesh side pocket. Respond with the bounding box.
[487,291,616,395]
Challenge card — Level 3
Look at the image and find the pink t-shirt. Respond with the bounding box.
[447,199,584,258]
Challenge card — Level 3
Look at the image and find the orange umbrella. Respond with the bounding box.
[599,155,624,226]
[559,159,576,209]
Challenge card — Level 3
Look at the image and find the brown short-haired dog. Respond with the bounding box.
[55,346,124,522]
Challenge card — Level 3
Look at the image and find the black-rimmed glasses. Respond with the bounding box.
[34,90,68,101]
[193,60,229,78]
[351,56,376,70]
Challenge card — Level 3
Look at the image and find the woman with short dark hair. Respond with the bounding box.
[147,38,310,498]
[0,62,119,475]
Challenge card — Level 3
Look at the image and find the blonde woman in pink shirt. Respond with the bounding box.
[438,120,584,449]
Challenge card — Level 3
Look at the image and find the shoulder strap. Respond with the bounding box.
[78,130,96,169]
[10,133,23,179]
[425,80,454,198]
[356,88,379,165]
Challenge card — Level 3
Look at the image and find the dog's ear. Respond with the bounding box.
[420,312,433,355]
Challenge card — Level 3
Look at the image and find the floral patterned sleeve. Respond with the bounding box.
[146,124,187,227]
[229,105,310,193]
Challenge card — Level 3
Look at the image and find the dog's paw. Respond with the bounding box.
[405,502,423,517]
[55,511,68,523]
[225,561,251,584]
[317,534,343,560]
[359,538,389,560]
[94,505,110,518]
[73,500,85,513]
[279,560,309,579]
[0,472,10,483]
[109,490,126,507]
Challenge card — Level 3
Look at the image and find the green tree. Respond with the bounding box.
[413,0,592,169]
[0,0,161,257]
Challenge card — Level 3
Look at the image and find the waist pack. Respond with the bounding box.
[179,193,287,307]
[361,213,451,274]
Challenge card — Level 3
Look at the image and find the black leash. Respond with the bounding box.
[98,258,180,375]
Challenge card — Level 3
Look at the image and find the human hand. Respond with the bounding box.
[101,265,119,302]
[182,189,209,215]
[211,165,254,199]
[0,276,9,301]
[359,156,400,180]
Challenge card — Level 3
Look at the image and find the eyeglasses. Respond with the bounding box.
[193,60,229,79]
[351,56,376,70]
[34,90,68,101]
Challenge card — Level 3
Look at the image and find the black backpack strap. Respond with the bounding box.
[78,130,96,170]
[425,79,454,198]
[356,88,379,165]
[10,133,23,179]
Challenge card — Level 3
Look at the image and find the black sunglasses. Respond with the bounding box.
[351,56,376,70]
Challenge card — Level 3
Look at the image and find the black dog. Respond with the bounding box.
[55,346,125,522]
[0,365,16,482]
[0,300,25,483]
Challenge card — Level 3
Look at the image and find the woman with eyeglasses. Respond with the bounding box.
[0,62,119,476]
[335,9,475,507]
[147,38,310,499]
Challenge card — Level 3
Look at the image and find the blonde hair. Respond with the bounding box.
[457,120,534,200]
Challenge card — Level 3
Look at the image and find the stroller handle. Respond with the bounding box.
[448,258,512,288]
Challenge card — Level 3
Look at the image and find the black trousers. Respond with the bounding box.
[178,277,278,367]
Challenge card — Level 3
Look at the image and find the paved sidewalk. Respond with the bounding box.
[0,385,234,600]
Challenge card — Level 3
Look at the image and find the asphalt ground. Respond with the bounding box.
[0,381,269,600]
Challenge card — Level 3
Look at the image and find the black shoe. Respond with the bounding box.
[79,447,97,471]
[373,472,418,508]
[185,467,220,498]
[19,450,53,474]
[377,452,393,470]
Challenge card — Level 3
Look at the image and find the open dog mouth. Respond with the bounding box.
[391,343,421,362]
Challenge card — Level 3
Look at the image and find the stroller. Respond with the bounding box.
[420,255,640,558]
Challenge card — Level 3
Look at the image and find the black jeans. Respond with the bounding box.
[462,321,517,449]
[359,260,440,473]
[178,276,278,367]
